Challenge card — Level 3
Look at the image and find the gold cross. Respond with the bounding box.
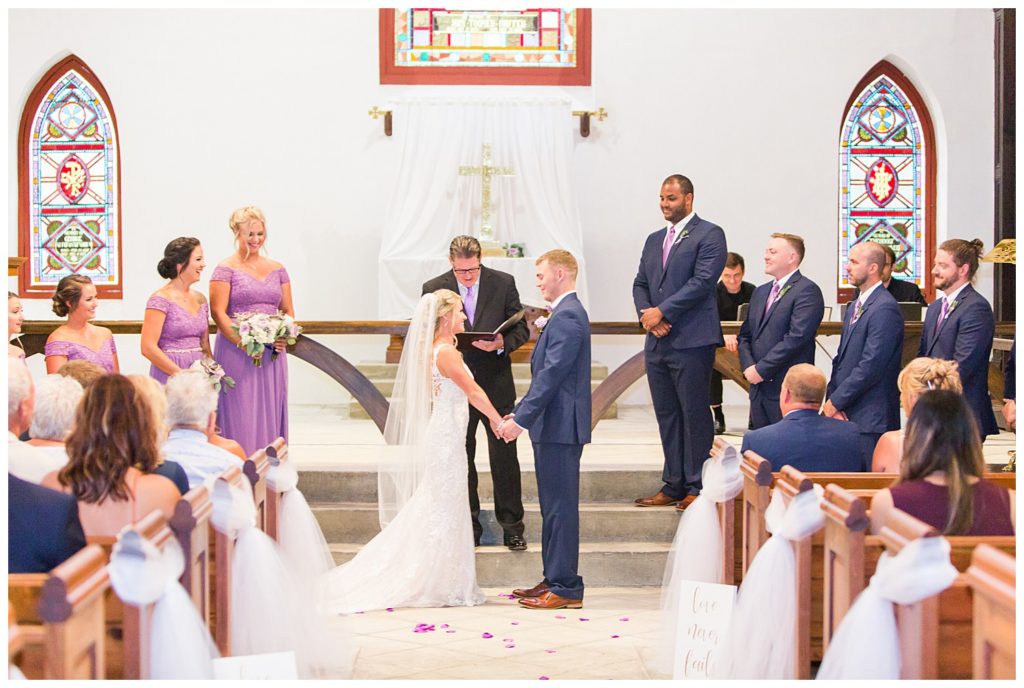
[368,106,389,119]
[458,144,515,242]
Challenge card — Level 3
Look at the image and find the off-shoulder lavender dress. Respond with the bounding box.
[210,265,290,456]
[146,295,210,384]
[44,337,117,373]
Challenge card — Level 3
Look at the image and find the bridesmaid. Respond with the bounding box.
[141,237,212,383]
[9,292,25,359]
[210,206,294,456]
[44,275,119,374]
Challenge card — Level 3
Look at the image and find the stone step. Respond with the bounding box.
[354,362,611,379]
[298,469,664,505]
[348,399,618,420]
[328,542,670,587]
[313,501,679,545]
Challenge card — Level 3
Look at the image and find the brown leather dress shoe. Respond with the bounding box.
[634,491,681,507]
[518,591,583,610]
[674,494,699,512]
[512,581,550,599]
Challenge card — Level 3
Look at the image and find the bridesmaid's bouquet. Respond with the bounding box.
[188,357,235,393]
[233,311,302,367]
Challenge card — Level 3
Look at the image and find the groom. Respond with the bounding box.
[498,250,591,610]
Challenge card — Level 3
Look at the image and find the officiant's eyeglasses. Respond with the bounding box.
[453,267,481,275]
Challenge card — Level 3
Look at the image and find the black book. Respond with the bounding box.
[455,309,526,352]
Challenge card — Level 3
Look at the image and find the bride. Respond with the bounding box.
[319,289,506,613]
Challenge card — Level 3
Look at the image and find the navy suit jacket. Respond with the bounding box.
[9,474,88,574]
[632,214,727,352]
[827,285,904,434]
[740,409,863,472]
[514,293,592,445]
[1005,340,1015,402]
[737,270,825,400]
[918,284,998,437]
[854,277,927,305]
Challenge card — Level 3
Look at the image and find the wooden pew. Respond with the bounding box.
[169,485,212,625]
[772,466,816,680]
[964,545,1016,679]
[243,446,271,534]
[265,437,289,542]
[820,484,874,654]
[740,450,773,575]
[212,465,248,656]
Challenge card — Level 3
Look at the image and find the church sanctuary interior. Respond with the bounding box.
[8,7,1016,681]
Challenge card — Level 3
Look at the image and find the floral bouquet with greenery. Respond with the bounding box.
[188,357,235,392]
[233,311,301,367]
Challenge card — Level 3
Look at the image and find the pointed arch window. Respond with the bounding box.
[18,55,122,298]
[838,60,935,302]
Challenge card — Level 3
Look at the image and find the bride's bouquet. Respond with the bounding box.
[232,311,302,367]
[188,357,235,393]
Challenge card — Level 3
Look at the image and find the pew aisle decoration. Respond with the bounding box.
[717,485,825,679]
[107,528,218,679]
[654,444,744,676]
[817,536,958,679]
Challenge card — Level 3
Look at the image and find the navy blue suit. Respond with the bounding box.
[918,284,998,438]
[632,214,727,497]
[740,409,862,473]
[9,474,87,574]
[827,284,904,468]
[1005,339,1015,402]
[513,292,591,600]
[737,271,825,428]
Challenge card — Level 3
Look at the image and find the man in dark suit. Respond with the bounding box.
[918,238,999,439]
[852,243,928,305]
[632,174,727,508]
[740,365,861,472]
[824,241,905,468]
[499,250,590,610]
[9,474,87,573]
[737,233,825,429]
[422,235,531,551]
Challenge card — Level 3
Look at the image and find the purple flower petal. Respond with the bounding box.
[578,617,589,622]
[554,614,566,620]
[445,630,456,634]
[440,624,450,629]
[619,617,630,622]
[386,608,394,612]
[482,632,493,639]
[505,644,516,649]
[544,649,557,654]
[510,621,520,625]
[611,635,620,639]
[539,676,550,680]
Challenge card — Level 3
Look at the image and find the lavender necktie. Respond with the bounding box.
[464,285,476,326]
[662,226,676,268]
[934,297,949,336]
[764,281,781,316]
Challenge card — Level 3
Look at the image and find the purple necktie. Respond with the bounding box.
[934,297,949,336]
[662,226,676,268]
[764,281,781,316]
[464,285,476,326]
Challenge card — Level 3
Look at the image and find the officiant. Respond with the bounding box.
[422,235,531,551]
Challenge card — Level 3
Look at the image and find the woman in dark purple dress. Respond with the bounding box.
[44,275,119,374]
[141,237,212,384]
[209,206,293,457]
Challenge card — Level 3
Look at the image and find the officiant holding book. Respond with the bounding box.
[422,235,531,550]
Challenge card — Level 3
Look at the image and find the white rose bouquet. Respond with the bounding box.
[232,311,302,367]
[188,357,235,392]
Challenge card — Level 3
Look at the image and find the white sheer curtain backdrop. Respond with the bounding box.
[379,96,587,319]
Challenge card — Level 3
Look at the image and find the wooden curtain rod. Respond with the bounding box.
[369,106,607,137]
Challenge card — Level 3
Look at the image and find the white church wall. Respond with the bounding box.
[9,9,996,407]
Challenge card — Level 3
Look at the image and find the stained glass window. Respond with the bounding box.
[18,55,122,298]
[838,61,935,301]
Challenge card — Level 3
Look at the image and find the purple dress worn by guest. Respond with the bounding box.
[210,266,290,456]
[44,338,117,374]
[890,479,1015,536]
[145,296,210,384]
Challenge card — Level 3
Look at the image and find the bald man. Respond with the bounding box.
[740,364,862,472]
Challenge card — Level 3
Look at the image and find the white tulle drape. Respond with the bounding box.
[107,528,218,679]
[716,485,826,680]
[816,536,958,680]
[377,96,588,318]
[654,444,744,676]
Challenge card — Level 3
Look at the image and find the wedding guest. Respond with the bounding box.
[210,206,293,456]
[870,390,1014,536]
[42,375,179,538]
[163,371,244,489]
[44,275,119,374]
[9,475,87,574]
[1003,340,1015,431]
[9,359,65,483]
[141,237,213,383]
[56,359,107,389]
[871,357,962,472]
[128,374,190,495]
[9,292,25,359]
[26,373,85,468]
[711,252,755,433]
[210,425,247,460]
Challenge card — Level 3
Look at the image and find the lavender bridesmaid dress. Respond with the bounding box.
[210,265,290,456]
[44,337,117,373]
[146,296,210,384]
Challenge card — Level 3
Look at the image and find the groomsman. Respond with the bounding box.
[852,243,928,304]
[918,238,999,439]
[824,242,904,468]
[737,233,825,429]
[632,174,727,508]
[422,235,530,551]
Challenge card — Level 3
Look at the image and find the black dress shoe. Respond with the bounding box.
[504,535,527,551]
[714,419,726,435]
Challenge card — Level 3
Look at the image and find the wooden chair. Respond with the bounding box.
[265,437,289,542]
[964,545,1016,679]
[168,485,212,625]
[243,446,272,534]
[739,450,773,575]
[772,466,816,679]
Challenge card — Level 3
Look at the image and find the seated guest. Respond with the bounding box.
[9,474,87,573]
[128,374,190,495]
[56,359,107,389]
[163,371,244,489]
[872,357,962,472]
[8,359,65,483]
[42,375,179,538]
[210,430,247,461]
[26,373,85,467]
[871,390,1015,536]
[740,364,862,472]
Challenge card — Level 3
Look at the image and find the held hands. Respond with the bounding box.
[495,414,523,443]
[639,306,665,331]
[472,333,504,352]
[743,365,763,384]
[822,400,848,421]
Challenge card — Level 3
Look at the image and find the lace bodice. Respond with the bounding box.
[146,296,209,352]
[210,266,290,318]
[431,344,471,404]
[44,337,117,373]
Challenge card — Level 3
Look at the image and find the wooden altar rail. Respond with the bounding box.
[17,320,1016,435]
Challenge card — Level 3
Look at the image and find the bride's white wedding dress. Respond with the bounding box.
[319,344,486,613]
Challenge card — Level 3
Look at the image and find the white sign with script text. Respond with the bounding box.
[672,580,736,679]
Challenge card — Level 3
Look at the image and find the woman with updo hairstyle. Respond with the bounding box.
[872,357,962,472]
[141,237,213,383]
[9,291,25,359]
[41,374,179,538]
[44,275,119,374]
[209,206,294,455]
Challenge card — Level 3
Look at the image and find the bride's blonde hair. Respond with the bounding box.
[433,289,462,332]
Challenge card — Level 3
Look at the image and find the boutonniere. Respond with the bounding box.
[946,299,960,315]
[776,284,793,301]
[534,311,551,332]
[678,227,691,241]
